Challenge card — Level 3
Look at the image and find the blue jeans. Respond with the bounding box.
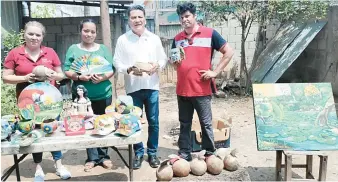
[33,151,62,163]
[128,89,159,157]
[85,96,112,164]
[32,124,63,163]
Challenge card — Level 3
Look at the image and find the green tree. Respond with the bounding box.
[31,4,56,18]
[1,30,25,116]
[200,0,329,94]
[2,30,24,65]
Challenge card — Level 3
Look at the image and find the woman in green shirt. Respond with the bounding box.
[64,19,115,172]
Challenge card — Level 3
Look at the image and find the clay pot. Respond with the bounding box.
[206,155,224,175]
[190,157,207,176]
[224,149,240,171]
[41,119,58,134]
[172,158,190,177]
[17,119,35,134]
[156,159,173,181]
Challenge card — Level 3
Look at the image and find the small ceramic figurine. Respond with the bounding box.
[72,85,94,117]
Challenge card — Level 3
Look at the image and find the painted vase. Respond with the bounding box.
[41,119,58,134]
[17,119,35,134]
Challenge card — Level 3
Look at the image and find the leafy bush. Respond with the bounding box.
[1,30,24,116]
[1,81,19,116]
[2,30,24,61]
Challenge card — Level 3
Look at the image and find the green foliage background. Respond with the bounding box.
[1,30,24,116]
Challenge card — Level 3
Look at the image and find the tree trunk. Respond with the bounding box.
[100,0,117,100]
[240,24,248,95]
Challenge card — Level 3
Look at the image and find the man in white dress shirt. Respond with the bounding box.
[113,5,167,169]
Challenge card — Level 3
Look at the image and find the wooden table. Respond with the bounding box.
[1,130,143,181]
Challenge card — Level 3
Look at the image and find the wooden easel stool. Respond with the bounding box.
[275,151,329,181]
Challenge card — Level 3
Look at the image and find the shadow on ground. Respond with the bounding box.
[2,146,177,180]
[46,172,129,181]
[245,166,303,181]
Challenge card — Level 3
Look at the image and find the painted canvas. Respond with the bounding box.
[253,83,338,151]
[17,82,63,124]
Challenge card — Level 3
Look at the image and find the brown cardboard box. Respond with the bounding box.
[191,117,231,152]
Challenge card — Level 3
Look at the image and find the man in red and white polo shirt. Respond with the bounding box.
[171,2,234,161]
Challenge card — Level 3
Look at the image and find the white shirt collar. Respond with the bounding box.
[127,29,151,38]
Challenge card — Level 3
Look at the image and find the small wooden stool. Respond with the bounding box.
[275,150,329,181]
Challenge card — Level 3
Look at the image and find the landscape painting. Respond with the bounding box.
[253,83,338,151]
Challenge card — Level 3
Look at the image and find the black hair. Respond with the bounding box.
[75,85,88,99]
[127,4,146,17]
[197,19,204,26]
[79,19,97,31]
[176,2,196,16]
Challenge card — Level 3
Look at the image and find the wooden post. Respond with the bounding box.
[100,0,117,100]
[318,155,328,181]
[154,0,160,35]
[284,154,292,181]
[275,151,282,181]
[306,155,313,179]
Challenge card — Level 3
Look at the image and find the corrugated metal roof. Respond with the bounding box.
[251,21,327,83]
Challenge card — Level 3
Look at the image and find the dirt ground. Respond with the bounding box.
[1,83,338,181]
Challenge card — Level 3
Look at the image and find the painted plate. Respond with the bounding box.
[17,82,63,124]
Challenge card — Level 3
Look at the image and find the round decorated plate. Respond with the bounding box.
[17,82,63,124]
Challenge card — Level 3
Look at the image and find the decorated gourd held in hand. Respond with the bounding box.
[32,65,55,81]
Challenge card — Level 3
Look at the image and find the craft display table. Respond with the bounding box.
[1,130,142,181]
[275,150,330,181]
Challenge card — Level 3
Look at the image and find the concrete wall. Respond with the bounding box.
[280,5,338,95]
[209,17,279,78]
[27,14,124,62]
